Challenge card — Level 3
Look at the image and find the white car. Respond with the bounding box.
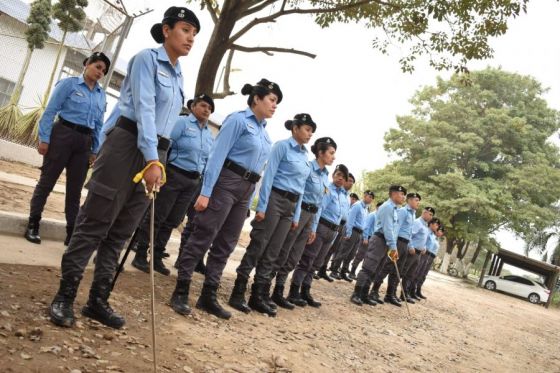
[483,275,550,304]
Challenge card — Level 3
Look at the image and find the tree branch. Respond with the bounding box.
[229,0,398,45]
[204,0,219,24]
[231,44,316,58]
[241,0,278,18]
[212,49,235,99]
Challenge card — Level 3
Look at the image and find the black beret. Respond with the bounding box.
[285,113,316,132]
[389,185,407,194]
[349,193,359,200]
[348,173,355,182]
[187,93,215,113]
[407,192,421,200]
[83,51,111,74]
[334,164,349,179]
[151,7,200,44]
[256,78,283,103]
[429,217,441,225]
[364,190,375,198]
[314,136,337,149]
[424,206,436,214]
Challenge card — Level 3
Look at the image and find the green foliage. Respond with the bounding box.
[363,67,560,250]
[310,0,529,72]
[52,0,88,33]
[25,0,52,50]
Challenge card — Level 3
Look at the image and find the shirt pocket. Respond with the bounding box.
[69,90,88,104]
[156,69,172,87]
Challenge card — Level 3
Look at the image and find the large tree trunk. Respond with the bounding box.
[11,48,33,105]
[440,238,455,274]
[194,0,244,95]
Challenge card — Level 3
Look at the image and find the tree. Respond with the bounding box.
[0,0,51,139]
[362,68,560,275]
[189,0,530,99]
[17,0,88,145]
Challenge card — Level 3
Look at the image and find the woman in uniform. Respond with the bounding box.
[171,79,282,320]
[228,114,316,317]
[131,94,214,276]
[49,6,200,329]
[24,52,110,246]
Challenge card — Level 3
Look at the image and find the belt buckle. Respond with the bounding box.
[242,171,251,180]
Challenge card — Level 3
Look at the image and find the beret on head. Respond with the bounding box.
[241,78,283,104]
[83,51,111,74]
[429,217,441,226]
[389,185,407,194]
[349,192,359,200]
[364,190,375,198]
[334,164,349,179]
[407,192,421,200]
[284,113,316,132]
[151,6,200,43]
[424,206,436,214]
[187,93,215,113]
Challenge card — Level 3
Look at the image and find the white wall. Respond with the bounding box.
[0,14,67,110]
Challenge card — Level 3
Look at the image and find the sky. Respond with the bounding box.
[85,1,560,270]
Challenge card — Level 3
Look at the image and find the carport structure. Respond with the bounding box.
[478,248,560,308]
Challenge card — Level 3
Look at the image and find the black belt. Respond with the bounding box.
[340,219,347,226]
[374,232,386,240]
[59,117,92,135]
[223,158,261,183]
[428,252,436,258]
[397,237,410,244]
[352,227,364,234]
[168,164,201,180]
[272,186,299,203]
[319,217,339,231]
[301,201,319,214]
[115,116,171,151]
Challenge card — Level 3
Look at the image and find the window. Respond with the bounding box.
[0,77,16,107]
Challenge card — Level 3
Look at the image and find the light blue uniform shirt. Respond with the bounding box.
[169,114,213,173]
[364,211,377,238]
[340,190,350,223]
[410,217,430,250]
[111,46,184,162]
[397,205,416,241]
[428,233,440,255]
[201,107,272,197]
[293,159,329,225]
[38,75,106,154]
[313,182,345,232]
[256,137,310,212]
[374,199,400,249]
[345,201,369,239]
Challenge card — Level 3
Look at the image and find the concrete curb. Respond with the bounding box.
[0,210,66,241]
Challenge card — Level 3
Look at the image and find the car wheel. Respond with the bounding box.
[484,280,496,290]
[528,293,540,304]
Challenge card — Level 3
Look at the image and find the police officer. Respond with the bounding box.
[330,191,375,281]
[369,193,420,306]
[400,210,439,304]
[349,201,382,280]
[349,193,359,206]
[263,142,339,310]
[170,79,282,320]
[412,225,444,299]
[25,52,110,246]
[131,94,214,275]
[230,114,316,316]
[351,185,406,306]
[49,7,199,329]
[317,172,353,280]
[288,164,349,308]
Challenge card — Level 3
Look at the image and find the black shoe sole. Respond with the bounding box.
[49,309,74,328]
[24,235,41,244]
[170,303,191,316]
[81,306,125,329]
[131,261,149,273]
[228,301,251,314]
[195,303,232,320]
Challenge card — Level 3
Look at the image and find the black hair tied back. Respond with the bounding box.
[284,120,294,130]
[241,84,254,96]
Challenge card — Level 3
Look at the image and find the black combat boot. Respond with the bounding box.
[369,281,384,305]
[317,267,334,282]
[196,283,232,320]
[248,283,276,317]
[131,251,150,273]
[194,258,206,274]
[330,270,341,280]
[416,285,427,300]
[271,284,295,310]
[360,284,377,306]
[286,283,307,307]
[409,284,421,301]
[50,278,80,327]
[350,284,363,306]
[348,266,358,280]
[384,283,401,307]
[262,282,277,311]
[301,284,321,308]
[81,279,125,329]
[63,225,74,246]
[153,257,170,276]
[340,271,353,282]
[228,277,251,314]
[400,291,416,304]
[24,216,41,244]
[170,280,191,315]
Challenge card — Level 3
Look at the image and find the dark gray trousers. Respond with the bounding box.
[30,122,91,226]
[355,235,388,287]
[323,222,345,268]
[372,239,409,293]
[273,209,315,287]
[60,127,159,282]
[236,191,296,285]
[291,222,338,287]
[402,251,420,292]
[331,229,361,273]
[135,166,200,257]
[350,241,369,272]
[176,168,254,287]
[415,255,435,288]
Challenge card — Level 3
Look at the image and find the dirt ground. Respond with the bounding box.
[1,160,560,373]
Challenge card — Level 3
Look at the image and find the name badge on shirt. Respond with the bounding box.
[158,70,169,78]
[74,91,85,97]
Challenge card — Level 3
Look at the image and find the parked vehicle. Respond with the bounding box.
[483,274,550,304]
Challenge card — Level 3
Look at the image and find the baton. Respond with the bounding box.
[392,257,411,318]
[148,191,158,372]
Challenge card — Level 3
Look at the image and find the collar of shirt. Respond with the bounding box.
[360,201,367,210]
[288,136,308,152]
[155,46,183,77]
[243,107,267,127]
[187,113,208,129]
[311,159,328,176]
[76,74,102,92]
[417,217,428,226]
[407,205,416,215]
